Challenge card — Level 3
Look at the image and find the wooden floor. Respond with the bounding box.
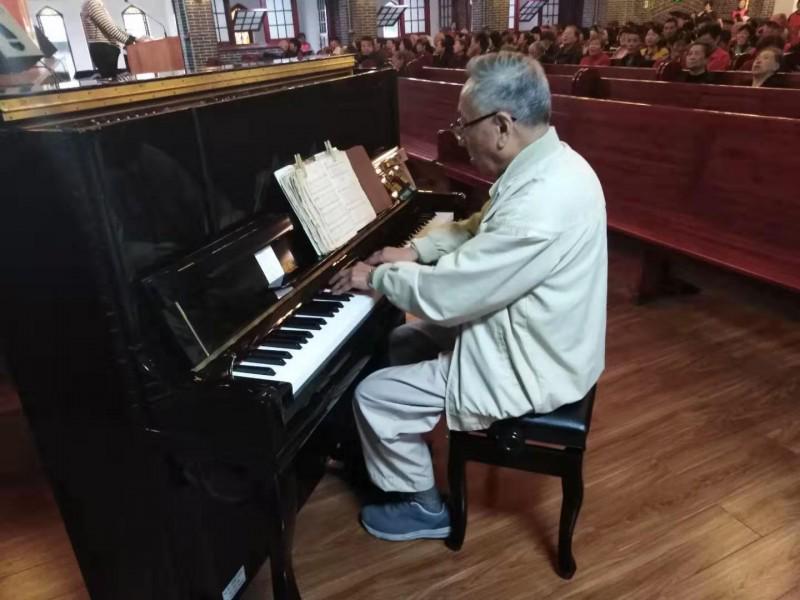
[2,246,799,600]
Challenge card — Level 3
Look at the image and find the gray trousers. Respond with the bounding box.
[353,320,457,493]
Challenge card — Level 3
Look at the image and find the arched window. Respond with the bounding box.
[508,0,516,29]
[35,7,75,77]
[318,0,329,50]
[439,0,453,30]
[265,0,298,41]
[122,5,150,39]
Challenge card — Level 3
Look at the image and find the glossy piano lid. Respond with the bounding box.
[141,214,300,368]
[0,54,357,123]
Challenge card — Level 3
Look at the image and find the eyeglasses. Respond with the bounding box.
[449,111,516,142]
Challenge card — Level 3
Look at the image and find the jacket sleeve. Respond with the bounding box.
[88,0,134,45]
[410,201,489,264]
[372,224,567,327]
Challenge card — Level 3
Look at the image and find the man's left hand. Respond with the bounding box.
[329,261,374,294]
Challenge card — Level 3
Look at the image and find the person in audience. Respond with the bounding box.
[324,37,343,55]
[580,36,611,66]
[751,46,783,86]
[357,36,385,68]
[695,1,719,25]
[671,10,693,32]
[643,25,669,62]
[468,32,491,58]
[732,23,755,57]
[529,40,548,62]
[555,25,584,64]
[613,28,650,66]
[684,42,717,83]
[738,34,785,69]
[434,35,457,67]
[452,36,469,68]
[732,0,749,23]
[401,36,414,52]
[539,31,558,63]
[696,23,732,70]
[391,49,416,76]
[789,1,800,45]
[668,31,692,67]
[297,33,312,55]
[331,52,606,543]
[606,20,620,46]
[611,29,630,60]
[662,17,679,42]
[384,38,398,60]
[759,20,785,43]
[490,31,503,52]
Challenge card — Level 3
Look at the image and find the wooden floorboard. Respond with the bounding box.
[1,246,799,600]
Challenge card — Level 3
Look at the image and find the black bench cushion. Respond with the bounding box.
[488,386,597,450]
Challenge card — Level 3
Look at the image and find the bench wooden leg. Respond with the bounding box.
[557,458,583,579]
[446,433,467,551]
[636,247,699,304]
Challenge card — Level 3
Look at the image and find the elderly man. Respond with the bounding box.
[329,52,607,542]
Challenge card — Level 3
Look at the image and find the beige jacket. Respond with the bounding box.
[372,127,607,430]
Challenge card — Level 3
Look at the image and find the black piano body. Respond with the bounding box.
[0,57,458,599]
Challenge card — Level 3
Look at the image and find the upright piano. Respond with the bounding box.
[0,56,458,599]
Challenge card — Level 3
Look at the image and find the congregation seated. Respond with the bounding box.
[357,36,385,68]
[683,42,717,83]
[580,37,611,66]
[751,46,784,86]
[554,25,584,64]
[611,27,652,67]
[695,23,732,70]
[642,24,670,62]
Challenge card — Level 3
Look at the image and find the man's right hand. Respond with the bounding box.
[365,246,419,266]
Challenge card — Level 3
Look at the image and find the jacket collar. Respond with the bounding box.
[489,126,561,201]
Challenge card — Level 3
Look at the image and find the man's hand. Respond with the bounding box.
[365,246,419,266]
[329,261,375,294]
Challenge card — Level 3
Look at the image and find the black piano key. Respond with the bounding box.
[305,300,342,312]
[296,306,337,318]
[267,331,309,344]
[234,365,276,376]
[245,356,286,366]
[259,339,303,350]
[284,316,326,330]
[317,292,352,302]
[274,329,312,339]
[249,349,292,360]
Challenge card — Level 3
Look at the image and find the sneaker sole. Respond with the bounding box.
[361,521,451,541]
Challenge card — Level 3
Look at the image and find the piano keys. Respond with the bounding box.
[0,57,459,600]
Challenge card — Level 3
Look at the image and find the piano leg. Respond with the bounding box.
[267,469,301,600]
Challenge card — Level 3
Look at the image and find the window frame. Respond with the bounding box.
[508,0,518,30]
[438,0,453,30]
[121,5,150,38]
[35,6,76,76]
[263,0,300,42]
[399,0,429,35]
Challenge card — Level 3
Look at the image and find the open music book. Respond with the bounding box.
[275,142,392,255]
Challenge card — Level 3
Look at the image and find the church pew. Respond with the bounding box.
[417,66,800,120]
[547,62,800,88]
[594,77,800,119]
[416,68,575,95]
[397,78,800,293]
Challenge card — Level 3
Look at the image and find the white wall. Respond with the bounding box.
[773,0,796,15]
[26,0,177,72]
[297,0,321,51]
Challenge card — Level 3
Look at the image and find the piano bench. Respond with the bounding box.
[445,384,598,579]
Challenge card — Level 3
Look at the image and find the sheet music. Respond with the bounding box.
[274,144,377,255]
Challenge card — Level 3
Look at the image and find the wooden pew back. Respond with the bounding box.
[397,77,800,291]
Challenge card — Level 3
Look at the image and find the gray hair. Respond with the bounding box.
[464,51,551,127]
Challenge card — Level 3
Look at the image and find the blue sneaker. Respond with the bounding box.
[360,500,451,541]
